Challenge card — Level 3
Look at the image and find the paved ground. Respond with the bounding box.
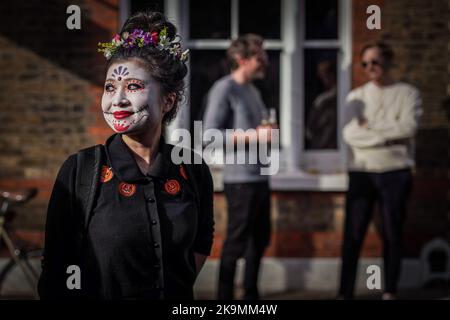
[195,280,450,300]
[2,282,449,300]
[263,282,450,300]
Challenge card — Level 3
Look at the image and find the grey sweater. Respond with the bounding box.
[203,75,268,183]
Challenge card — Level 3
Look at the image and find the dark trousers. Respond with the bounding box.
[339,169,412,299]
[218,181,271,300]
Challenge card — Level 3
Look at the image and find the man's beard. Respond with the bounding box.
[253,68,266,80]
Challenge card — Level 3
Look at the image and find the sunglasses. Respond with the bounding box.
[361,60,381,68]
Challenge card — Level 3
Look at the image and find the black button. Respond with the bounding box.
[153,243,160,248]
[151,220,158,225]
[147,197,155,203]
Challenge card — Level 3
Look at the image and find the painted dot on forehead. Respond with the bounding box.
[111,65,129,81]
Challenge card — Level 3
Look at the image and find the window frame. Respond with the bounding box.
[121,0,352,191]
[299,0,351,175]
[275,0,352,190]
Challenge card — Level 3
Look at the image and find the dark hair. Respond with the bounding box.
[106,11,187,124]
[360,41,394,66]
[227,34,264,70]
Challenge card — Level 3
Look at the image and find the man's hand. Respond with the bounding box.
[256,124,278,143]
[358,117,369,129]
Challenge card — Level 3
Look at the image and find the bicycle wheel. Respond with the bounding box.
[0,249,42,299]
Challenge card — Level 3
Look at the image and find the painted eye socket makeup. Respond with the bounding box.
[104,82,116,94]
[125,79,146,93]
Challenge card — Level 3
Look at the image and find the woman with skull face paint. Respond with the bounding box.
[38,12,214,300]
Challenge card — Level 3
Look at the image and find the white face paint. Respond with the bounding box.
[101,60,163,134]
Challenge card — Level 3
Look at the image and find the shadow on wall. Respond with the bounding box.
[0,0,115,86]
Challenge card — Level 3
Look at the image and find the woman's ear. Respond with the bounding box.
[162,93,177,115]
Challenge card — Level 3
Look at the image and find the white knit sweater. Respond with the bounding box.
[343,81,422,173]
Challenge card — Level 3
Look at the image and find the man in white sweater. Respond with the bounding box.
[339,42,422,300]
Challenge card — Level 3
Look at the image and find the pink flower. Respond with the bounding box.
[112,34,121,44]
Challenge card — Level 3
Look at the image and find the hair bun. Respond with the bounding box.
[120,11,177,40]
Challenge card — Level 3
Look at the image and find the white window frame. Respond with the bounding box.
[301,0,351,175]
[120,0,352,191]
[271,0,351,191]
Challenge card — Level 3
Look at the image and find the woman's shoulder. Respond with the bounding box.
[54,143,105,189]
[58,153,78,174]
[57,143,103,176]
[49,154,78,191]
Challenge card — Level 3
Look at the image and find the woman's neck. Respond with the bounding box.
[122,125,162,166]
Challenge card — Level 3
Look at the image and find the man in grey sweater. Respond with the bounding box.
[203,34,275,300]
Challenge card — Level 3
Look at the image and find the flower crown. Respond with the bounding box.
[97,27,189,62]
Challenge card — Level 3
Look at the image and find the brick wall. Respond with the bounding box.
[0,0,116,252]
[0,0,448,259]
[212,0,450,259]
[374,0,450,245]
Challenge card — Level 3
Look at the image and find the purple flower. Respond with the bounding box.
[142,32,153,45]
[130,29,144,40]
[123,37,134,48]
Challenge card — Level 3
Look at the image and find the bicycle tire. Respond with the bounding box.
[0,249,42,299]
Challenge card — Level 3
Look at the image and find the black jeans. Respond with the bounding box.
[339,169,412,299]
[218,181,271,300]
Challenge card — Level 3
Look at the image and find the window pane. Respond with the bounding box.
[253,50,280,120]
[190,50,280,132]
[239,0,281,39]
[189,50,229,133]
[130,0,164,15]
[190,0,231,39]
[305,0,338,40]
[304,49,338,150]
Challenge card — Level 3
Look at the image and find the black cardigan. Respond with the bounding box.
[38,134,215,300]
